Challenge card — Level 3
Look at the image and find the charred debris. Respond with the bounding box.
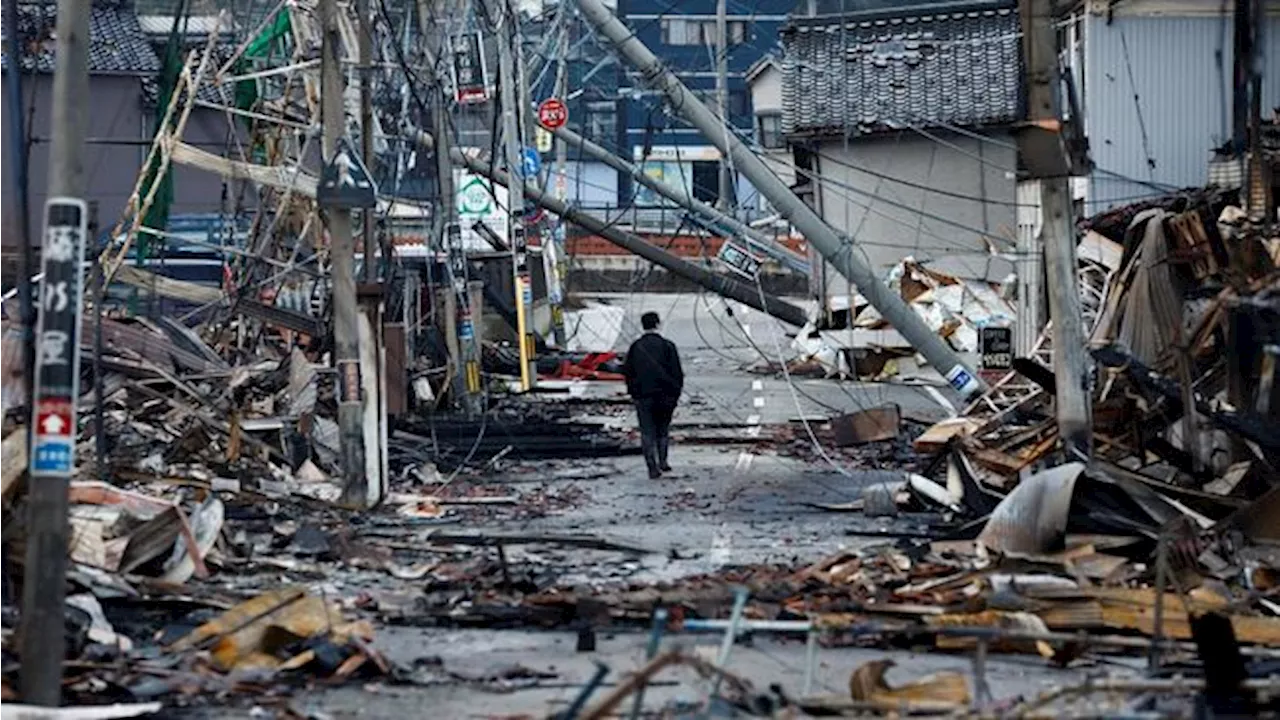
[3,4,1280,718]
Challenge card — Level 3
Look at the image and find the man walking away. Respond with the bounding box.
[622,311,684,479]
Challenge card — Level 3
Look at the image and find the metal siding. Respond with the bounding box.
[1084,13,1280,209]
[812,132,1017,292]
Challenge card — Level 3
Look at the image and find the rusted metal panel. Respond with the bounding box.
[384,323,407,418]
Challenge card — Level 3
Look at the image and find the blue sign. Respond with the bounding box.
[32,439,73,474]
[518,147,541,178]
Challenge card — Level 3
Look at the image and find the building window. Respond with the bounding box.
[757,112,783,149]
[661,18,746,46]
[585,101,616,143]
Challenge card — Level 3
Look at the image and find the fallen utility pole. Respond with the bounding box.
[319,0,368,505]
[21,0,91,705]
[408,130,809,328]
[574,0,984,398]
[493,0,536,391]
[1019,0,1092,460]
[544,123,809,275]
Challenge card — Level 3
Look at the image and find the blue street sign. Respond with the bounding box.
[32,439,73,474]
[518,147,541,178]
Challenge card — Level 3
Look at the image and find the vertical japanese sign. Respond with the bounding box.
[452,31,489,105]
[29,198,87,478]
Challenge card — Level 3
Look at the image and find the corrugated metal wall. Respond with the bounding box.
[1084,12,1280,209]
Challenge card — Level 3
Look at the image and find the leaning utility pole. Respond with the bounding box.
[1018,0,1092,460]
[411,127,811,327]
[575,0,985,398]
[419,0,482,415]
[20,0,91,705]
[320,0,369,504]
[714,0,731,211]
[544,123,809,274]
[494,0,536,391]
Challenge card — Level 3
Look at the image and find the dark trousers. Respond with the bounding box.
[635,396,677,475]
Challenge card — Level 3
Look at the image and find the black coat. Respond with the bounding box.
[622,332,684,400]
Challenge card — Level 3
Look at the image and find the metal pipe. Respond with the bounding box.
[627,608,668,720]
[545,123,809,274]
[574,0,984,398]
[6,0,34,432]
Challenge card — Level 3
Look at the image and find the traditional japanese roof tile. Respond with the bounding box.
[780,0,1022,138]
[2,0,161,75]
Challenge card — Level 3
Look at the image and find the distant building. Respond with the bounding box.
[617,0,793,212]
[2,0,162,254]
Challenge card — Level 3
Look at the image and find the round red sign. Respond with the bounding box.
[537,98,568,130]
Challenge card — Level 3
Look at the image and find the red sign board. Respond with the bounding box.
[537,99,568,130]
[36,398,73,438]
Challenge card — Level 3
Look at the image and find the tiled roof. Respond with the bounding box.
[2,0,161,75]
[780,1,1022,137]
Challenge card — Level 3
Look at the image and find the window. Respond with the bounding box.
[585,101,616,143]
[660,18,747,46]
[757,112,783,149]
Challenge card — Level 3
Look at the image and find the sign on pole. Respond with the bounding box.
[452,31,489,105]
[517,147,542,178]
[980,326,1014,370]
[30,198,87,478]
[317,137,377,209]
[718,240,762,279]
[537,98,568,129]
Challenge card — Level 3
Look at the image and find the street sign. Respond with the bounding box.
[30,198,88,478]
[718,241,762,279]
[537,98,568,129]
[517,147,541,178]
[452,31,489,105]
[980,326,1013,370]
[535,126,553,153]
[317,137,377,209]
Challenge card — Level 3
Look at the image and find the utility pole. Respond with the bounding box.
[494,0,536,391]
[411,127,811,327]
[320,0,368,505]
[1018,0,1092,460]
[358,0,375,281]
[547,9,571,347]
[545,123,809,274]
[419,0,482,415]
[714,0,731,211]
[575,0,985,398]
[20,0,91,705]
[5,0,34,430]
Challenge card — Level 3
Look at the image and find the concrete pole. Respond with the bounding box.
[714,0,731,210]
[419,0,482,415]
[321,0,369,505]
[410,129,810,328]
[547,10,571,347]
[20,0,90,705]
[1020,0,1091,460]
[494,0,536,390]
[546,123,808,274]
[357,0,375,281]
[575,0,984,398]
